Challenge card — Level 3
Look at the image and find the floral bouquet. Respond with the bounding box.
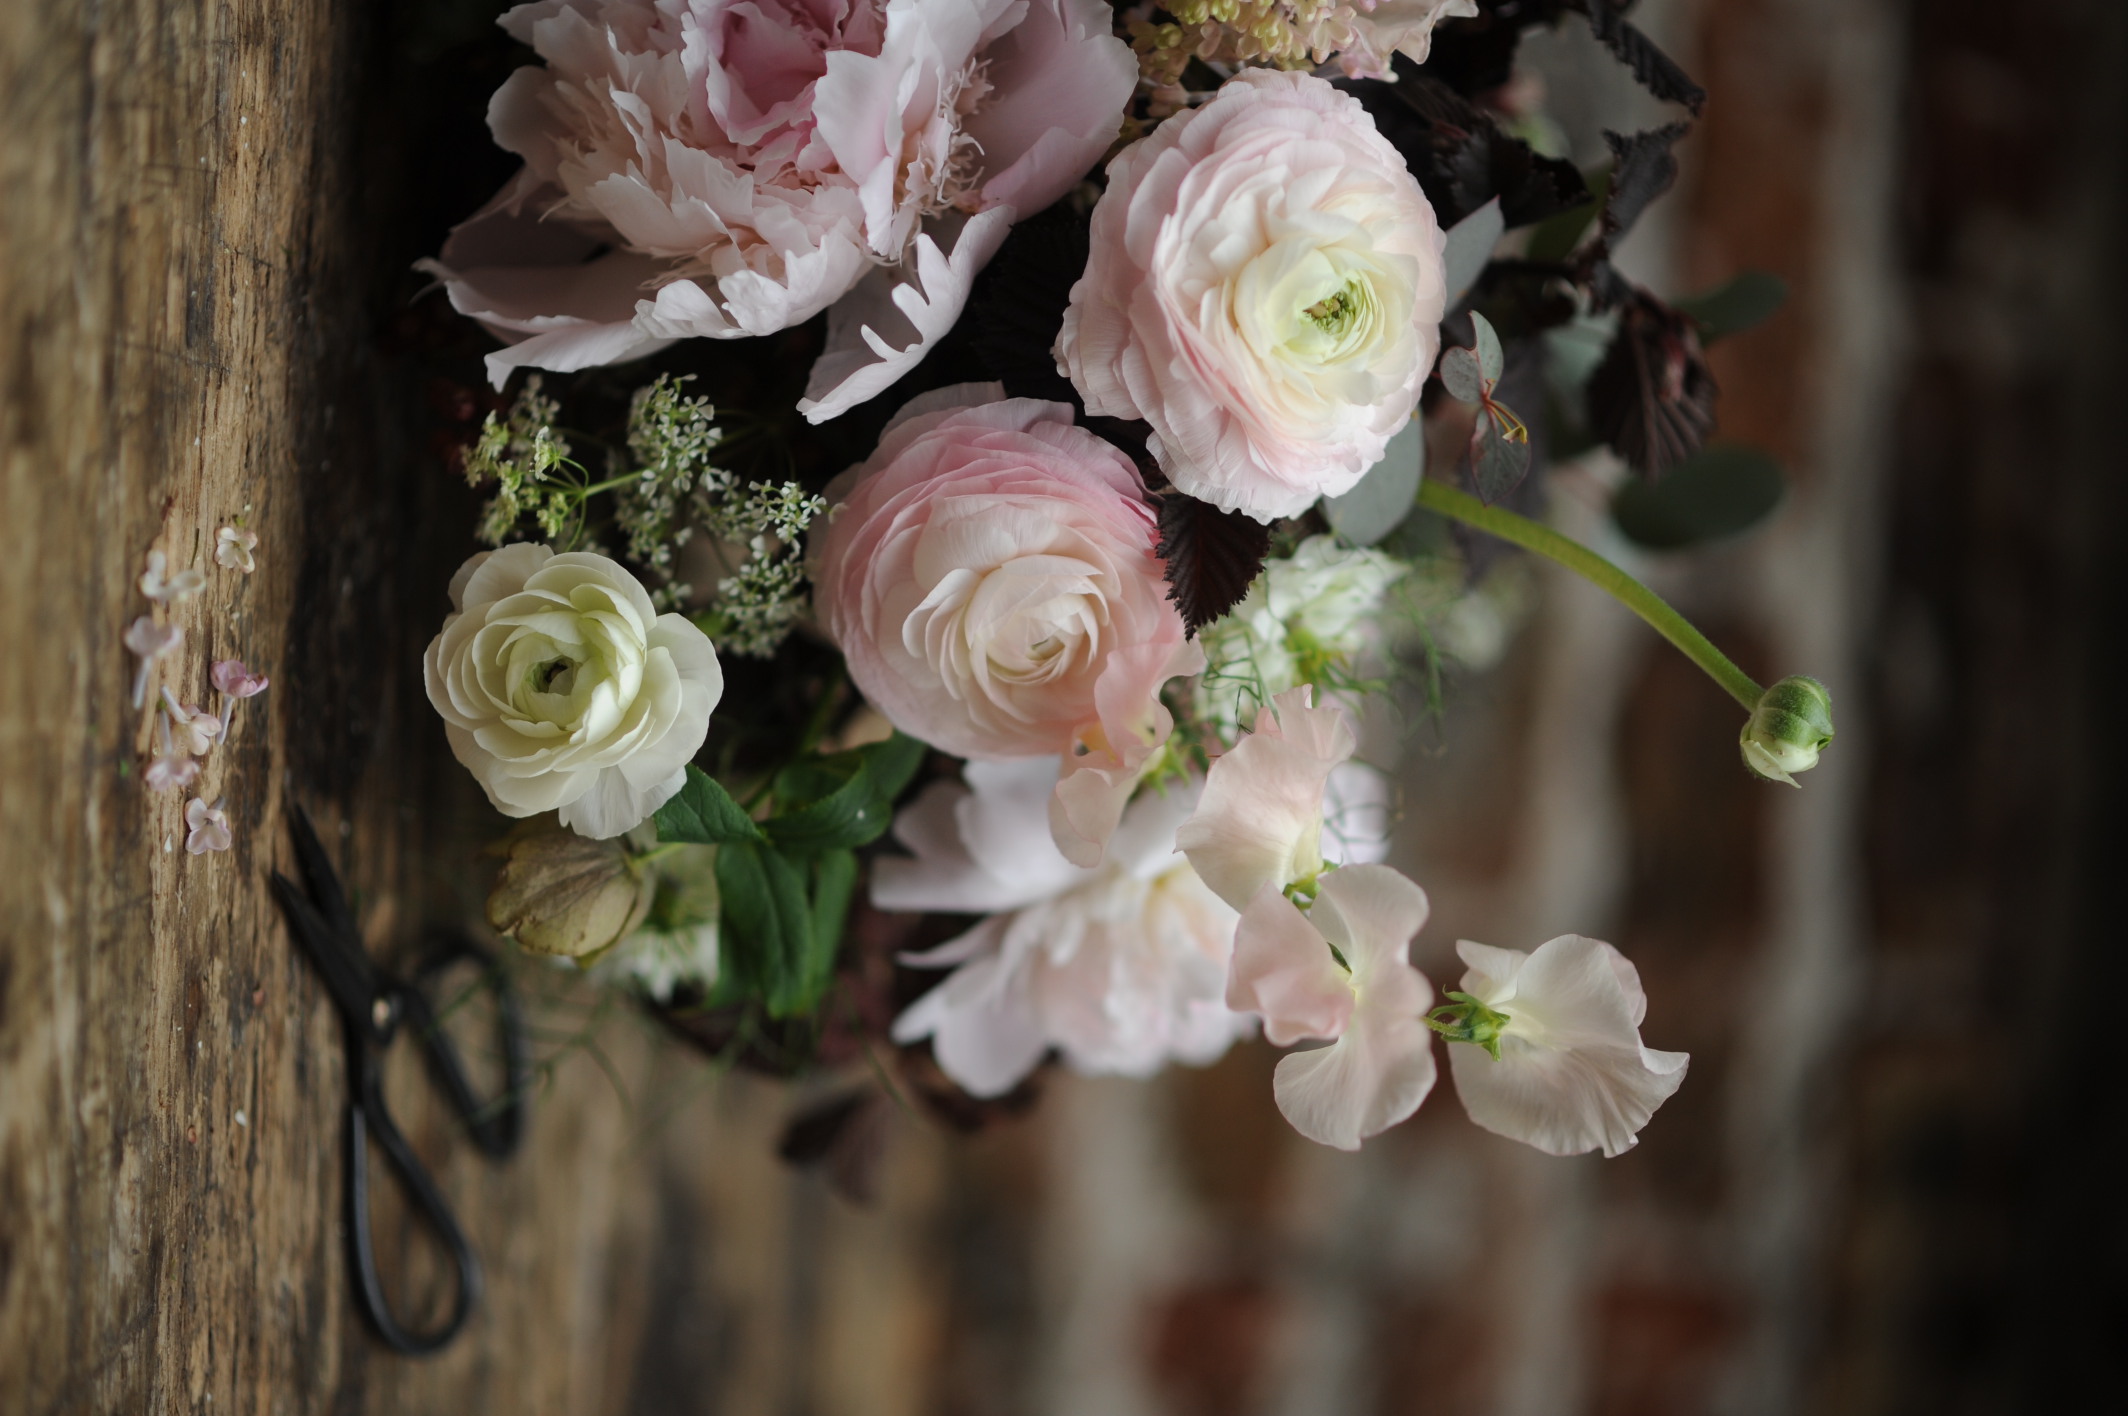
[388,0,1834,1173]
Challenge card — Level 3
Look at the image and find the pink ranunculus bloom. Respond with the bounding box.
[1227,863,1439,1150]
[419,0,1134,417]
[880,758,1253,1096]
[1056,69,1449,523]
[813,386,1202,866]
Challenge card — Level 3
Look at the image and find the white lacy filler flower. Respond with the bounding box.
[424,544,723,839]
[1175,685,1389,913]
[1197,534,1404,735]
[1226,863,1438,1150]
[1443,935,1689,1158]
[420,0,1133,420]
[881,757,1254,1096]
[1057,69,1447,522]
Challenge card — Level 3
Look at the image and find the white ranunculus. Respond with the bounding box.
[1226,863,1439,1150]
[424,544,723,839]
[881,758,1253,1096]
[1056,69,1447,522]
[1444,935,1689,1158]
[1197,534,1405,735]
[1175,686,1390,913]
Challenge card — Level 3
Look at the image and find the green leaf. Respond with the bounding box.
[1612,444,1786,550]
[1673,270,1788,343]
[655,766,764,845]
[857,732,926,805]
[803,850,859,1006]
[714,840,818,1017]
[765,760,886,855]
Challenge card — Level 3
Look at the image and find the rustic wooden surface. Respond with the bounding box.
[0,4,966,1412]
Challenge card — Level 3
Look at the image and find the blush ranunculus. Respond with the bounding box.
[424,544,723,839]
[1055,68,1448,523]
[419,0,1134,417]
[813,386,1202,866]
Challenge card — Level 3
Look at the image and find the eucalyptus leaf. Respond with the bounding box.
[1323,418,1426,546]
[1673,270,1788,343]
[1470,311,1505,385]
[1439,347,1485,404]
[1612,444,1785,549]
[655,766,764,845]
[1439,198,1503,311]
[1470,408,1533,504]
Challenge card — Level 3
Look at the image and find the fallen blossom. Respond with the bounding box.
[140,549,206,604]
[144,754,200,793]
[185,798,232,855]
[160,688,224,755]
[215,525,258,574]
[210,658,270,736]
[125,617,183,709]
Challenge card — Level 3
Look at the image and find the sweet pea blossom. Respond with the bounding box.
[882,758,1252,1096]
[1439,935,1689,1158]
[813,387,1201,866]
[1056,69,1448,522]
[1175,685,1387,912]
[1227,863,1438,1150]
[420,0,1133,420]
[216,525,258,574]
[423,544,724,839]
[185,798,232,855]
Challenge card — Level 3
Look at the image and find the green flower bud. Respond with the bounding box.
[1426,992,1513,1060]
[1739,675,1835,786]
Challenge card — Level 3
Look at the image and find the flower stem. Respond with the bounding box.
[1413,478,1763,711]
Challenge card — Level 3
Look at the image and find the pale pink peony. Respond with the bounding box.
[881,758,1252,1095]
[1227,863,1438,1150]
[1333,0,1480,80]
[420,0,1134,416]
[813,386,1201,866]
[1056,69,1448,522]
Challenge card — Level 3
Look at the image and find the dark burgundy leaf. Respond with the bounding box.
[1587,292,1719,477]
[1155,493,1271,635]
[1417,0,1576,97]
[1600,124,1691,250]
[963,203,1092,405]
[1577,2,1707,114]
[1340,69,1591,230]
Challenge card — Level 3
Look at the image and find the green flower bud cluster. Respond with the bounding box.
[1739,675,1835,786]
[1426,992,1513,1060]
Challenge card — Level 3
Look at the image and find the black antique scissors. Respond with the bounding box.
[271,805,531,1355]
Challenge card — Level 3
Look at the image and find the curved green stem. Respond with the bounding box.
[1414,478,1763,711]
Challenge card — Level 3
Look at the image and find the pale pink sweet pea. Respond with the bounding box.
[1056,69,1448,523]
[1174,685,1386,912]
[420,0,1133,418]
[814,387,1200,866]
[1443,935,1689,1158]
[882,758,1252,1095]
[1227,863,1438,1150]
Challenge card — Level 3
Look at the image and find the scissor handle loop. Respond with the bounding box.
[346,1058,483,1356]
[406,928,531,1160]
